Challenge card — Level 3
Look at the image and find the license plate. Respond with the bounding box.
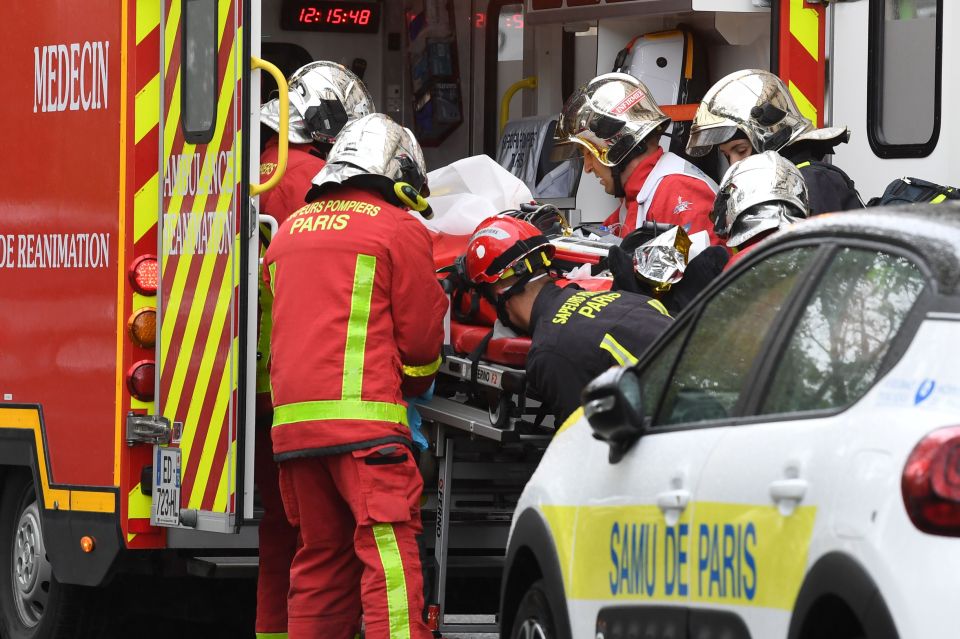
[151,445,181,527]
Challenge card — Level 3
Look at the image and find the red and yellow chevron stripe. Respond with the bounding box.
[778,0,825,127]
[124,0,164,547]
[158,0,244,520]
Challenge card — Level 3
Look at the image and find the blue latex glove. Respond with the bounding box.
[404,382,435,451]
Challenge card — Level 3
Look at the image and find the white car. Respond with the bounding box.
[500,208,960,639]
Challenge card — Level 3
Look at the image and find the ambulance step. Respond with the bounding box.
[186,556,258,579]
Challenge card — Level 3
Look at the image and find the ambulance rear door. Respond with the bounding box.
[154,0,251,533]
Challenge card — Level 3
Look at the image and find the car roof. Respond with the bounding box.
[761,203,960,295]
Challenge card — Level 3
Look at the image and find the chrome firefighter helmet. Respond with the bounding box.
[712,151,809,248]
[311,113,429,202]
[552,73,670,167]
[686,69,848,157]
[260,61,375,145]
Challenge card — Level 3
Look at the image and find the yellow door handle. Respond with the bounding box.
[500,76,537,137]
[251,57,289,196]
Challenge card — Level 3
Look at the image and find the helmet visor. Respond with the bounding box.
[725,202,801,248]
[685,124,739,157]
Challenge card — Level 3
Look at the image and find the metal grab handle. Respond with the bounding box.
[250,57,289,197]
[258,214,279,238]
[257,215,279,266]
[499,76,537,137]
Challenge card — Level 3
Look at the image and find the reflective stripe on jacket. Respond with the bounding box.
[263,184,448,458]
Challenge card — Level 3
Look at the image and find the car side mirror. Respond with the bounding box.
[581,366,645,464]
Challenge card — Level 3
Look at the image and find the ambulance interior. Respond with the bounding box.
[252,0,771,623]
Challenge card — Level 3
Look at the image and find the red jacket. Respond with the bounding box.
[263,185,448,459]
[256,139,328,408]
[259,138,327,224]
[604,148,721,245]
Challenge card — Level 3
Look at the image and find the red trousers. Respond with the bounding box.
[278,444,432,639]
[255,417,298,638]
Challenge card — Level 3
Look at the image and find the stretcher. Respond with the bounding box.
[419,226,612,634]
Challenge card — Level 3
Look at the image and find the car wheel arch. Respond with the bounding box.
[788,552,899,639]
[500,508,573,639]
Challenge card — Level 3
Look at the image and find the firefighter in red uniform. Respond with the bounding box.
[552,73,720,242]
[255,61,374,639]
[264,113,446,639]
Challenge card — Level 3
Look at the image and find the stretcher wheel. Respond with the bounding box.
[488,394,514,429]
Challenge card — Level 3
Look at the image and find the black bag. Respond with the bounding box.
[868,177,960,207]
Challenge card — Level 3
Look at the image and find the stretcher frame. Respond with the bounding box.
[420,368,552,635]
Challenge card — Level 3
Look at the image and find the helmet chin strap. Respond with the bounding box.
[485,272,549,334]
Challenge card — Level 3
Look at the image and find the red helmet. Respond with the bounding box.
[465,216,556,285]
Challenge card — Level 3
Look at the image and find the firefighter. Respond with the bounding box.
[264,113,446,639]
[552,73,720,242]
[254,61,375,639]
[464,216,673,423]
[686,69,863,215]
[713,151,810,269]
[259,60,374,219]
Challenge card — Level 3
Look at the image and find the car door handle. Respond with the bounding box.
[769,478,808,503]
[656,489,691,513]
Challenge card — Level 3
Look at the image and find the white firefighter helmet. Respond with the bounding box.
[713,151,809,248]
[686,69,848,157]
[260,61,375,145]
[552,72,670,167]
[310,113,428,195]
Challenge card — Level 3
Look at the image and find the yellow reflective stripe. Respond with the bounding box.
[0,407,115,513]
[796,161,812,169]
[599,333,638,367]
[932,194,948,204]
[789,0,820,61]
[255,634,288,639]
[135,0,160,44]
[372,523,412,639]
[272,400,408,427]
[134,76,159,143]
[343,255,377,399]
[555,407,584,437]
[128,483,152,519]
[268,262,277,295]
[402,355,442,378]
[647,298,671,317]
[788,80,818,128]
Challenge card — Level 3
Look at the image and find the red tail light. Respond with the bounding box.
[129,255,159,295]
[126,360,155,402]
[902,425,960,536]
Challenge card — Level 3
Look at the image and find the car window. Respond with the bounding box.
[638,323,690,419]
[653,248,817,426]
[761,248,926,414]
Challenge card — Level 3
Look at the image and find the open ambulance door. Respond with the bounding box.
[154,0,257,534]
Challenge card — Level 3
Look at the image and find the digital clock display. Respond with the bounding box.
[280,1,381,34]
